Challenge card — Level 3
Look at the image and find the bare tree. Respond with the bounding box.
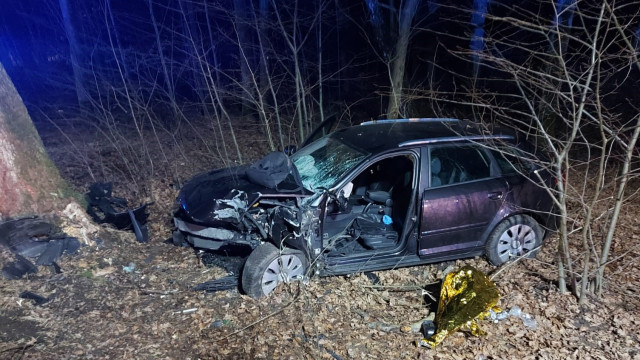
[469,0,488,79]
[385,0,420,119]
[427,1,640,302]
[0,62,73,217]
[59,0,88,107]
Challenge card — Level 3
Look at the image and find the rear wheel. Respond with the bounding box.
[485,215,542,266]
[241,243,308,298]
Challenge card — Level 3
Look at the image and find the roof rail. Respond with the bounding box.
[360,118,459,125]
[398,134,514,147]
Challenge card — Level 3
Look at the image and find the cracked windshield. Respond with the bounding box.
[291,137,368,191]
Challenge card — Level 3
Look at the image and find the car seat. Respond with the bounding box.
[431,156,442,186]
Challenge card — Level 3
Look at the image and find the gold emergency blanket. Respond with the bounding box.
[421,266,500,348]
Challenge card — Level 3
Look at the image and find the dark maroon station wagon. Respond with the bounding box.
[173,119,557,298]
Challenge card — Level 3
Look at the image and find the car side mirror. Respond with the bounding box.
[283,145,297,156]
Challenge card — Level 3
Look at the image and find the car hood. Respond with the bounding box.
[176,164,310,225]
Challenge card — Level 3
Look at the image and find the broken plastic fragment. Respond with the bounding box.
[213,190,248,222]
[489,308,509,321]
[420,266,500,348]
[421,320,436,338]
[193,275,239,292]
[85,182,150,231]
[35,240,64,266]
[520,313,537,329]
[209,320,224,328]
[173,308,198,314]
[364,272,380,285]
[488,305,536,329]
[122,262,136,273]
[127,209,149,243]
[19,291,51,306]
[2,255,38,280]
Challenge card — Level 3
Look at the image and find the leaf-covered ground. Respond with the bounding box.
[1,121,639,359]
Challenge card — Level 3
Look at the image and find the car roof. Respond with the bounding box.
[329,119,514,154]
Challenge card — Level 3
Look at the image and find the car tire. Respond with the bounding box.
[485,214,542,266]
[241,243,309,298]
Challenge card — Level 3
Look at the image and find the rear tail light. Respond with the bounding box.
[553,172,567,187]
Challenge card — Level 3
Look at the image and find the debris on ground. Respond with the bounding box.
[421,319,436,338]
[419,266,501,348]
[2,254,38,280]
[85,182,151,243]
[489,305,537,329]
[191,247,249,293]
[364,271,380,285]
[18,291,51,306]
[193,275,239,292]
[0,217,81,279]
[61,202,101,244]
[2,116,634,359]
[122,262,136,273]
[173,308,198,315]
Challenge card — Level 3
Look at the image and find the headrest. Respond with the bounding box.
[431,157,441,174]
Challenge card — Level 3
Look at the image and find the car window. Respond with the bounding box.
[490,146,534,176]
[291,137,369,191]
[347,155,414,199]
[430,146,491,186]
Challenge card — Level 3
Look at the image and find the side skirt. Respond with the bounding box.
[317,247,484,277]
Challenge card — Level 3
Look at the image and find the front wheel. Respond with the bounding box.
[485,215,542,266]
[241,243,309,298]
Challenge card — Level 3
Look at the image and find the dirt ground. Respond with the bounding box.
[1,120,639,359]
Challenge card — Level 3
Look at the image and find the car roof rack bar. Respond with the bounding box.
[360,118,459,125]
[398,134,515,147]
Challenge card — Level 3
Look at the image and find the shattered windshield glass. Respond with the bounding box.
[291,137,368,191]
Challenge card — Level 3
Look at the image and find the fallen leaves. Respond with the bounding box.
[2,126,640,358]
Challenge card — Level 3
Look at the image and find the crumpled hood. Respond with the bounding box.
[176,164,309,225]
[177,166,251,224]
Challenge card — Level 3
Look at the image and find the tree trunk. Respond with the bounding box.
[470,0,488,79]
[59,0,88,107]
[0,62,72,218]
[234,0,253,117]
[386,0,419,119]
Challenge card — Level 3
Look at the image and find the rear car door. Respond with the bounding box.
[418,144,508,256]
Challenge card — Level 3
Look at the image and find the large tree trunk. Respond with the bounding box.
[0,62,72,218]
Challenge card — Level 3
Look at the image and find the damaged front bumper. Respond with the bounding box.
[173,217,260,250]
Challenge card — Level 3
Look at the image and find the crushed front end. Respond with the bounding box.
[172,158,319,253]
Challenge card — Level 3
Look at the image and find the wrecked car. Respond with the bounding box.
[173,119,557,298]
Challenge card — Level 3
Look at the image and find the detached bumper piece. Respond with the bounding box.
[419,266,501,348]
[0,217,81,280]
[85,182,150,243]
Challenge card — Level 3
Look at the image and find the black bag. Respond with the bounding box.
[245,152,303,192]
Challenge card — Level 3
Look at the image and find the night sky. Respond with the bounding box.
[1,0,639,131]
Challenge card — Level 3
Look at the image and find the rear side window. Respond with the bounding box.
[490,146,534,176]
[430,146,491,186]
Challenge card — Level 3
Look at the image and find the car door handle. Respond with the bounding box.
[488,191,503,200]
